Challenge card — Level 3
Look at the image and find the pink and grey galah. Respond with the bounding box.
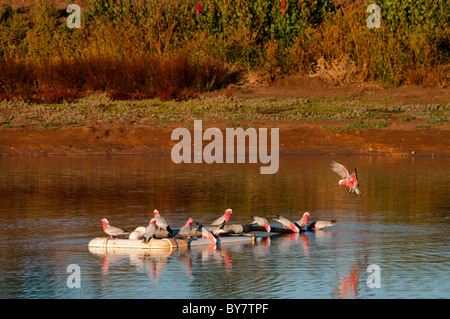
[201,226,217,245]
[101,218,129,238]
[273,215,300,233]
[329,160,363,196]
[143,218,157,243]
[305,220,337,231]
[251,216,271,233]
[295,212,337,231]
[153,209,173,235]
[175,217,194,239]
[211,208,233,226]
[295,212,310,228]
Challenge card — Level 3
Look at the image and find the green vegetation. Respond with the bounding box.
[0,95,448,129]
[0,0,448,102]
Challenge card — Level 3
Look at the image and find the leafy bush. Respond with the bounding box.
[0,0,448,101]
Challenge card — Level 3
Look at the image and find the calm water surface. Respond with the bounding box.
[0,155,449,299]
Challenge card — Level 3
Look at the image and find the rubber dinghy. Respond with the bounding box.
[88,234,262,250]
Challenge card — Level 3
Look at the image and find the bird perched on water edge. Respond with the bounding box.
[250,215,271,233]
[101,218,129,238]
[143,218,157,243]
[305,220,337,231]
[201,226,218,245]
[295,212,337,231]
[329,160,363,196]
[175,218,194,239]
[273,215,300,233]
[153,209,174,236]
[295,212,310,228]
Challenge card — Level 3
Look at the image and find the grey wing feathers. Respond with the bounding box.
[143,224,156,243]
[251,216,267,225]
[329,160,348,179]
[211,215,225,226]
[108,225,129,236]
[308,220,337,230]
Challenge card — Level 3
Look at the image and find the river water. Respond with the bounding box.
[0,155,448,299]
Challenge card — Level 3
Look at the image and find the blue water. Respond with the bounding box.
[0,155,449,298]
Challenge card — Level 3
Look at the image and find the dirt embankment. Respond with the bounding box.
[1,120,448,157]
[0,78,449,157]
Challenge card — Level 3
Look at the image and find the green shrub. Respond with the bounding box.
[0,0,448,99]
[0,5,29,57]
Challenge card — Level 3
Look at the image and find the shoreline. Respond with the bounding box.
[1,122,448,157]
[1,83,449,158]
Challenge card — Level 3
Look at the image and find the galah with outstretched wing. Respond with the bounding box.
[153,209,173,234]
[175,218,194,239]
[211,208,232,226]
[273,215,300,233]
[101,218,129,238]
[329,161,363,196]
[251,215,271,233]
[143,218,157,243]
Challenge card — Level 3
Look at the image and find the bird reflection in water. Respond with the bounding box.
[90,244,237,279]
[91,232,326,281]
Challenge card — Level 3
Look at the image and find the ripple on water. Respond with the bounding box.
[0,156,449,298]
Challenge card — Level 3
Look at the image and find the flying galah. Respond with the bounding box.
[329,161,363,196]
[273,215,300,233]
[143,218,157,243]
[101,218,129,238]
[153,209,173,234]
[250,216,271,233]
[211,208,232,226]
[175,218,194,239]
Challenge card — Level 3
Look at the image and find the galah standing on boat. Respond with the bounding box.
[143,218,157,243]
[202,227,217,245]
[153,209,173,235]
[273,215,300,233]
[211,208,232,226]
[101,218,129,238]
[329,161,363,196]
[250,216,271,233]
[176,218,194,239]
